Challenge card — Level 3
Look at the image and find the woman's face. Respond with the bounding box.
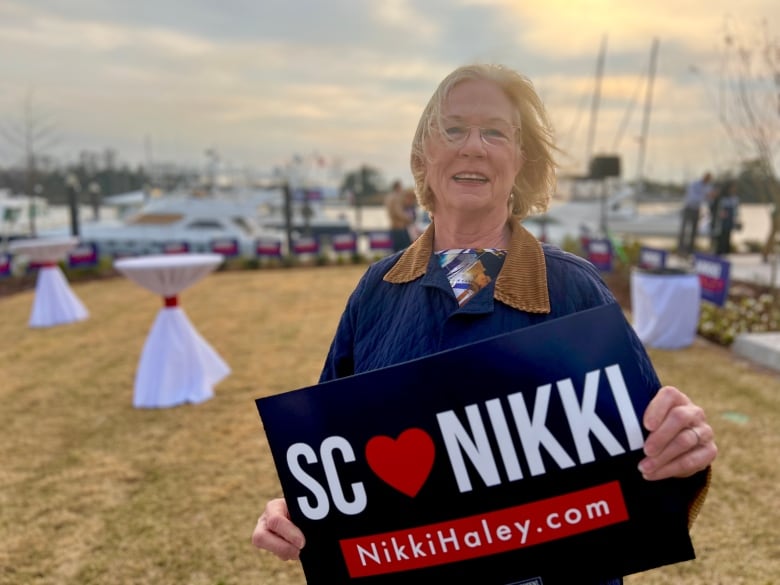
[424,78,523,223]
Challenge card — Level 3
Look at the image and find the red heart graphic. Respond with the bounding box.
[365,428,435,497]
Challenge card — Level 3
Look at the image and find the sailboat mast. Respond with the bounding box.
[635,37,660,200]
[585,35,608,174]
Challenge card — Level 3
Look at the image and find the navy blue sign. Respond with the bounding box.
[368,231,393,252]
[692,253,731,306]
[292,236,320,256]
[161,241,190,254]
[67,242,99,268]
[256,237,283,258]
[332,232,358,254]
[0,253,10,277]
[210,237,240,257]
[586,239,613,272]
[638,247,667,270]
[257,304,697,585]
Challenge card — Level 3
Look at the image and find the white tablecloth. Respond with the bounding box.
[631,269,701,349]
[114,254,230,408]
[9,237,88,328]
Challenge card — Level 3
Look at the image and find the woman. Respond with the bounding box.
[252,64,717,582]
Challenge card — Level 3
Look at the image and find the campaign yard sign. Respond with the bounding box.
[586,238,613,272]
[256,304,697,585]
[210,237,240,257]
[638,246,667,271]
[67,242,99,268]
[692,253,731,307]
[332,232,358,254]
[0,253,11,277]
[256,237,283,258]
[368,231,394,252]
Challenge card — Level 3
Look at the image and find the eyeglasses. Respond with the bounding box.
[438,119,519,148]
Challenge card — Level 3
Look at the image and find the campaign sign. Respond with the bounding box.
[257,304,696,585]
[67,242,99,268]
[332,232,358,253]
[586,238,613,272]
[692,253,731,307]
[0,253,10,277]
[638,247,667,271]
[210,238,240,257]
[293,236,320,255]
[256,237,283,258]
[161,241,190,254]
[368,231,393,251]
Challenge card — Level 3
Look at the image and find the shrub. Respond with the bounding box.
[698,291,780,345]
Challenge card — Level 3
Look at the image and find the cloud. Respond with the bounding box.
[0,0,777,182]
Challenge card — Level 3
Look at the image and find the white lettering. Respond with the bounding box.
[507,385,576,475]
[286,443,330,520]
[381,541,391,562]
[695,258,723,279]
[464,531,482,547]
[605,365,645,450]
[557,371,625,464]
[437,405,501,492]
[513,519,531,544]
[320,436,366,515]
[391,537,408,560]
[564,508,583,524]
[438,528,460,553]
[496,524,512,541]
[481,518,494,544]
[408,534,426,557]
[357,542,380,566]
[586,500,611,518]
[486,398,523,481]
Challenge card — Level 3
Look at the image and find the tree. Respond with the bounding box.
[711,18,780,207]
[340,165,386,203]
[0,89,59,236]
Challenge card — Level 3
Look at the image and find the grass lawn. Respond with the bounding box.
[0,264,778,584]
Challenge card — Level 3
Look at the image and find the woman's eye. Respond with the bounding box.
[483,127,507,140]
[444,126,467,139]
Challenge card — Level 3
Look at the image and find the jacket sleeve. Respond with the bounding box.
[318,272,368,382]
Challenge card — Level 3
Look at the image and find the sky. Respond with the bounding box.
[0,0,777,188]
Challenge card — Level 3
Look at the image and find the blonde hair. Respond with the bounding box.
[410,64,557,220]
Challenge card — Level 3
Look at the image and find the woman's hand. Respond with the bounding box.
[251,498,305,561]
[638,386,717,480]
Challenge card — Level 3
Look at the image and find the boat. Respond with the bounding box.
[0,189,51,244]
[36,194,288,259]
[522,180,683,246]
[245,187,354,238]
[32,184,357,259]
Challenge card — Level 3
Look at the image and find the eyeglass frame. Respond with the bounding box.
[433,117,521,149]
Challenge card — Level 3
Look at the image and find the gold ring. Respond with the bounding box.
[688,427,701,446]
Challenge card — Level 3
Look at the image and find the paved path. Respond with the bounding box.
[722,254,780,373]
[726,253,780,288]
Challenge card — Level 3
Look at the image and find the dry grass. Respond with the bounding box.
[0,265,778,584]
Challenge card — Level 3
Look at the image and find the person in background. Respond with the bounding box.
[385,179,416,251]
[712,180,740,256]
[252,64,717,584]
[677,171,713,255]
[707,181,724,253]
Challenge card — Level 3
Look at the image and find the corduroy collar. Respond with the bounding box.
[383,220,551,314]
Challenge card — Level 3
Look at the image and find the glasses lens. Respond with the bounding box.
[481,123,514,146]
[440,119,515,147]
